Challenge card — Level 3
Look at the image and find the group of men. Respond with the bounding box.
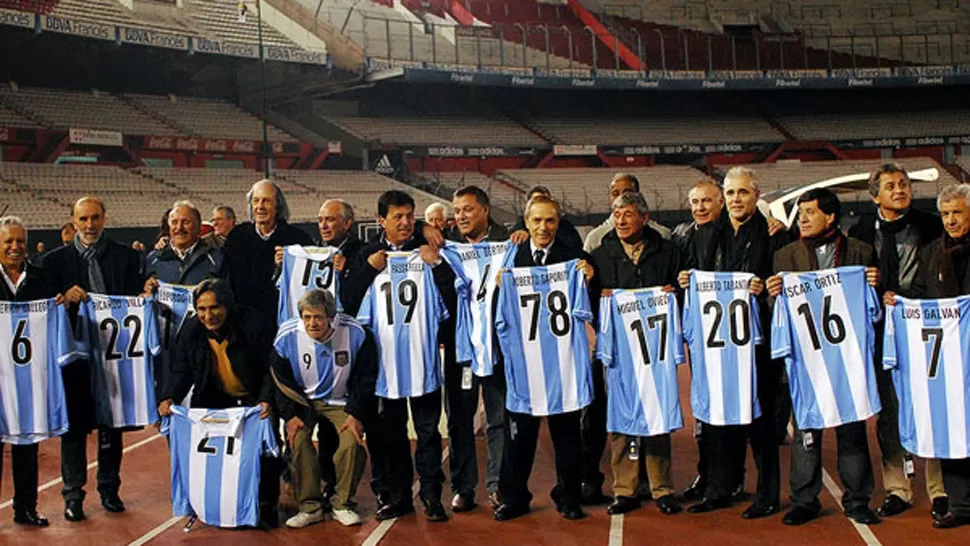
[0,165,968,534]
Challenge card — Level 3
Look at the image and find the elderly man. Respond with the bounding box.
[672,180,725,251]
[509,186,584,251]
[60,222,76,247]
[848,164,947,520]
[0,217,57,527]
[221,180,312,322]
[584,173,672,254]
[425,202,449,232]
[144,201,223,286]
[43,196,143,522]
[271,289,376,528]
[591,192,683,516]
[211,205,236,239]
[679,167,786,519]
[317,199,364,279]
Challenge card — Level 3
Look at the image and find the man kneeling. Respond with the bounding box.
[271,289,376,528]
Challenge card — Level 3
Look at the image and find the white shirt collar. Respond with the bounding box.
[529,240,553,263]
[255,224,276,241]
[171,241,199,261]
[1,265,26,295]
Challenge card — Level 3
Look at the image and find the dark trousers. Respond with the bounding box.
[790,421,874,512]
[746,354,781,506]
[581,363,608,490]
[61,428,123,502]
[499,409,582,508]
[444,361,507,495]
[941,458,970,517]
[372,391,444,503]
[702,422,747,502]
[0,443,39,512]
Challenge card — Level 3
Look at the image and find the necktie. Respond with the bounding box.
[534,249,544,265]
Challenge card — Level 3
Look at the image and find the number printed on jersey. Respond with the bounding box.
[884,295,970,459]
[771,266,882,429]
[683,270,763,426]
[79,294,162,428]
[277,245,342,324]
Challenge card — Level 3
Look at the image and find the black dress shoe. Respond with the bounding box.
[656,495,682,515]
[493,502,530,521]
[730,484,748,502]
[687,498,732,514]
[846,506,881,525]
[451,492,477,513]
[876,494,909,517]
[931,497,949,521]
[487,491,503,510]
[101,493,126,513]
[742,502,780,520]
[258,507,279,530]
[375,501,414,521]
[579,483,608,506]
[422,498,449,522]
[933,512,970,529]
[606,496,640,515]
[681,475,705,502]
[560,504,586,520]
[782,505,820,526]
[635,479,652,501]
[14,510,50,527]
[64,500,86,522]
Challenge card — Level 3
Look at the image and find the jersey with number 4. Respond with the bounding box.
[496,260,594,416]
[884,295,970,459]
[598,288,685,437]
[683,270,762,426]
[357,251,449,399]
[162,405,278,528]
[79,294,162,428]
[277,245,342,325]
[0,299,82,444]
[440,240,515,377]
[771,266,882,430]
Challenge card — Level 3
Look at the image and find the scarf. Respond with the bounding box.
[801,228,845,270]
[73,234,107,293]
[938,233,970,296]
[877,211,913,293]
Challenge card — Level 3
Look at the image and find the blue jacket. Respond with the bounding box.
[144,238,223,285]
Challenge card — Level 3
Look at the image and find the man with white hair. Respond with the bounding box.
[221,180,313,321]
[424,202,448,232]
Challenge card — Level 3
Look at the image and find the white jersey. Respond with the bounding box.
[277,245,341,325]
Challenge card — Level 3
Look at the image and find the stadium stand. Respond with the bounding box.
[50,0,193,35]
[0,102,41,128]
[0,0,58,14]
[322,115,548,146]
[417,170,525,218]
[533,114,785,145]
[953,155,970,181]
[127,94,296,141]
[187,0,300,48]
[775,110,970,141]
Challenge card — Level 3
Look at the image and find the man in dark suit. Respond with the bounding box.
[43,196,144,522]
[493,194,600,522]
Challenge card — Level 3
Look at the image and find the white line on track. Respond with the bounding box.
[608,514,624,546]
[127,516,182,546]
[820,467,883,546]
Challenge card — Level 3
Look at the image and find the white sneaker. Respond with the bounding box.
[332,508,363,526]
[285,508,326,529]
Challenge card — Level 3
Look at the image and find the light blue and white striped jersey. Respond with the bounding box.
[162,405,278,528]
[277,245,341,325]
[496,260,594,416]
[273,314,366,405]
[884,295,970,459]
[0,299,82,444]
[79,294,162,428]
[598,288,686,437]
[771,266,882,429]
[683,270,763,426]
[155,281,194,352]
[440,240,516,377]
[357,251,449,399]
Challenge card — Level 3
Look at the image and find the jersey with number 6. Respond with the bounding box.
[440,240,515,377]
[683,270,762,426]
[277,245,342,325]
[162,405,278,528]
[357,251,449,399]
[598,288,685,437]
[78,294,162,428]
[884,295,970,459]
[496,260,594,416]
[771,266,882,429]
[0,299,83,444]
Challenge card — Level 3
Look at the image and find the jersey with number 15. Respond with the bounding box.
[277,245,342,325]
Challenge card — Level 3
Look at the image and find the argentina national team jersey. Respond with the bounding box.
[496,259,594,416]
[598,288,685,437]
[771,266,882,429]
[0,299,82,444]
[162,405,278,528]
[277,245,341,325]
[683,270,763,426]
[884,295,970,459]
[79,294,162,428]
[273,314,366,405]
[357,251,449,399]
[440,240,515,377]
[155,281,195,352]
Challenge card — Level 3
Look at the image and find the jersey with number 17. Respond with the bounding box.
[277,245,341,325]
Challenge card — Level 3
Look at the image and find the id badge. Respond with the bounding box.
[693,421,702,439]
[461,366,473,391]
[802,431,815,450]
[628,438,640,461]
[904,455,916,478]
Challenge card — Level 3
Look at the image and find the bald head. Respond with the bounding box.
[318,199,354,244]
[72,196,106,245]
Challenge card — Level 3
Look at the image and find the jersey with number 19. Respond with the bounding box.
[440,240,515,377]
[79,294,162,428]
[771,266,882,429]
[0,299,82,444]
[277,245,341,325]
[683,270,763,426]
[597,288,685,437]
[162,405,278,528]
[884,295,970,459]
[357,251,449,399]
[496,260,594,416]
